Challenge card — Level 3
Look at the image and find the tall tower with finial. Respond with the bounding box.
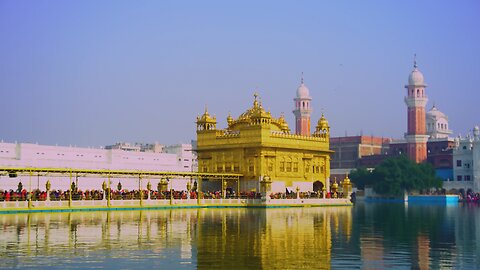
[404,55,429,163]
[293,73,312,135]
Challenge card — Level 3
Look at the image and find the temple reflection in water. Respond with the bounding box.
[0,207,352,269]
[1,204,479,269]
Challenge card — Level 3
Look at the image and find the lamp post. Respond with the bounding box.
[260,175,272,200]
[46,180,51,201]
[139,175,143,206]
[102,180,107,201]
[69,171,72,207]
[147,181,152,201]
[107,174,111,207]
[222,178,227,199]
[331,178,339,198]
[159,177,169,199]
[186,180,192,199]
[342,174,352,199]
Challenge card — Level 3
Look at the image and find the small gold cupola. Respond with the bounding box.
[278,113,290,133]
[226,112,233,128]
[249,93,272,126]
[196,105,217,131]
[313,113,330,138]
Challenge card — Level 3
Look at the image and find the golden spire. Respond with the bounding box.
[253,92,259,108]
[227,112,233,125]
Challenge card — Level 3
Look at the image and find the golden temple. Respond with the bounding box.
[196,93,332,193]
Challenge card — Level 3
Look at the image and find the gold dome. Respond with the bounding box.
[318,113,329,129]
[332,179,339,189]
[196,106,217,131]
[343,174,351,184]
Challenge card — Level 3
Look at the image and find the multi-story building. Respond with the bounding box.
[330,136,391,180]
[447,126,480,193]
[195,80,332,193]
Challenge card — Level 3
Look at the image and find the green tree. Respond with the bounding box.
[350,155,443,196]
[349,167,372,190]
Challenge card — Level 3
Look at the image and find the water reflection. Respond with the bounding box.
[196,207,351,269]
[0,204,479,269]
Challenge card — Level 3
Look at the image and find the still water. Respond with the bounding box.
[0,203,479,269]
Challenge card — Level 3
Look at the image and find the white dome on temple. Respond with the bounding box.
[426,105,452,139]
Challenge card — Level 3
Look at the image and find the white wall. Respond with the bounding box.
[0,142,194,191]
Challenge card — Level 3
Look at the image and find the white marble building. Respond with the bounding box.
[0,141,196,192]
[426,105,452,139]
[445,126,480,193]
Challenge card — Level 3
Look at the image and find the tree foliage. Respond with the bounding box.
[349,155,443,196]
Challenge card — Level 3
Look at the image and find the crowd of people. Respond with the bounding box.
[0,181,351,202]
[460,191,480,203]
[269,190,345,199]
[0,188,264,201]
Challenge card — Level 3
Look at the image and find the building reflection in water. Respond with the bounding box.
[0,207,352,269]
[2,205,480,269]
[195,207,352,269]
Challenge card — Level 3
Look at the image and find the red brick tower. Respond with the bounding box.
[293,74,312,135]
[404,56,429,163]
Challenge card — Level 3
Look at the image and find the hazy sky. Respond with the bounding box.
[1,1,479,147]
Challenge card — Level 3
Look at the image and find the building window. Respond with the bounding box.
[225,163,231,172]
[457,175,462,181]
[268,163,273,172]
[293,162,298,172]
[463,146,467,150]
[286,162,292,172]
[456,160,462,167]
[280,161,285,172]
[465,175,471,181]
[234,164,239,172]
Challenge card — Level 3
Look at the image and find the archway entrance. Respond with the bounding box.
[313,181,324,192]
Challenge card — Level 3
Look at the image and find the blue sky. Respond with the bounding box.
[1,0,479,147]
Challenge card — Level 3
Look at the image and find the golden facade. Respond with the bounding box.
[196,94,332,192]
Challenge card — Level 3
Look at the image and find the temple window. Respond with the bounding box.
[225,163,231,172]
[286,162,292,172]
